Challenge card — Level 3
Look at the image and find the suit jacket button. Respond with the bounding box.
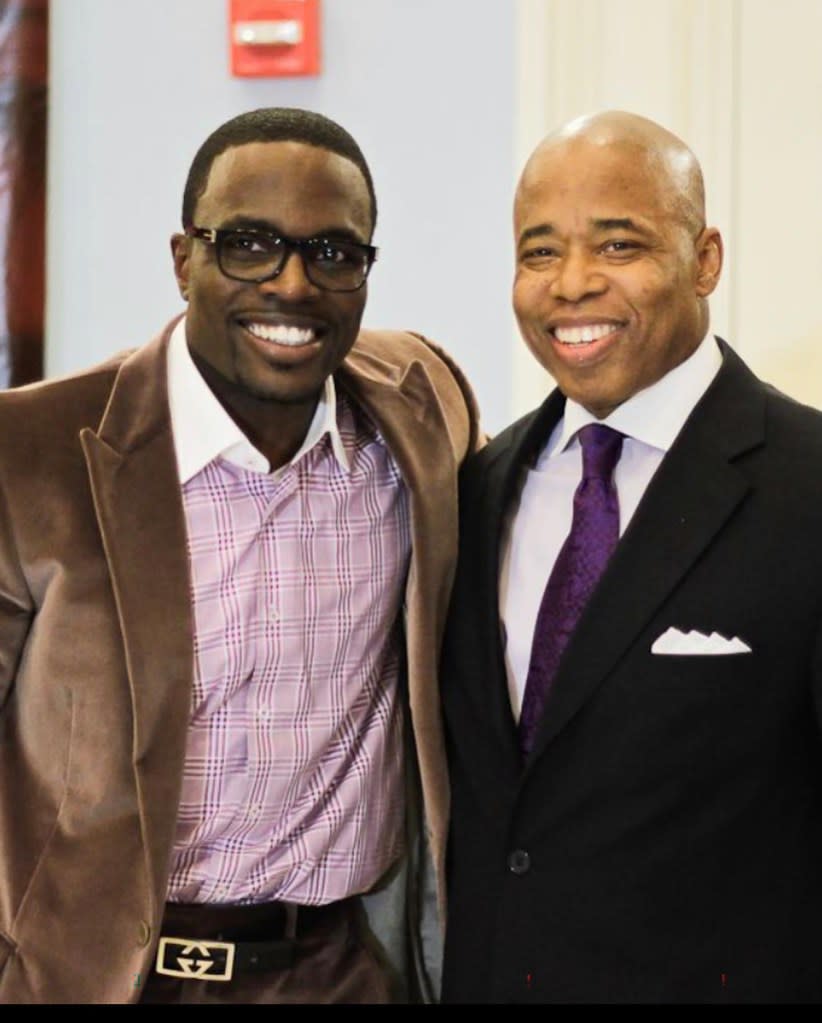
[137,921,151,947]
[508,849,531,875]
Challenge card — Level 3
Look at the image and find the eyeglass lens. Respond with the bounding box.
[218,231,370,291]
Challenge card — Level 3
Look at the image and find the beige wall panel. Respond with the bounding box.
[734,0,822,408]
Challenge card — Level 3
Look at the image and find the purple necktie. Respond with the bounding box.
[518,423,624,758]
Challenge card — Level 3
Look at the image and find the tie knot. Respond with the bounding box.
[577,423,624,482]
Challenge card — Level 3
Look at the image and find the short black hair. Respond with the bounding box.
[181,107,377,232]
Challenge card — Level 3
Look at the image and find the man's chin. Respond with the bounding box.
[236,369,325,407]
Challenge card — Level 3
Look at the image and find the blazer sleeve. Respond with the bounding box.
[406,332,487,462]
[0,477,32,712]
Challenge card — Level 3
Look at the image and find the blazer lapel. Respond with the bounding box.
[80,328,193,905]
[475,391,567,762]
[337,345,461,864]
[338,348,459,644]
[525,344,766,764]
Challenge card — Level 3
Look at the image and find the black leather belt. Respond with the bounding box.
[154,899,353,983]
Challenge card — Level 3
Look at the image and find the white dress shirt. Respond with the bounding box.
[500,335,723,717]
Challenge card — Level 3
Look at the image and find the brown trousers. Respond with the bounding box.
[139,898,395,1004]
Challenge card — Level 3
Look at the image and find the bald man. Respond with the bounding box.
[440,111,822,1003]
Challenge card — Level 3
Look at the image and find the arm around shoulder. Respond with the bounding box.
[405,332,486,463]
[352,328,486,461]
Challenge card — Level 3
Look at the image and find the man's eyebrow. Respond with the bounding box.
[217,216,279,232]
[518,217,657,251]
[591,217,649,234]
[517,223,555,247]
[216,216,366,243]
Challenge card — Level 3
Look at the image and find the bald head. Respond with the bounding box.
[512,109,723,419]
[518,110,706,237]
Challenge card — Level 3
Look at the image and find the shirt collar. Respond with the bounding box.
[547,333,723,459]
[167,318,350,483]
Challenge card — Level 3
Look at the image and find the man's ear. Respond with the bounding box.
[170,233,191,301]
[695,226,723,297]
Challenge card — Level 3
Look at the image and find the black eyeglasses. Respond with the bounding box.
[185,226,378,292]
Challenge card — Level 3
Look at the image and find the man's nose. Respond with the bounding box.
[549,249,606,302]
[258,249,319,299]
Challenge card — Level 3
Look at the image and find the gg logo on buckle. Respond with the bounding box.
[155,936,236,982]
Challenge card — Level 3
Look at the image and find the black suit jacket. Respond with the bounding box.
[441,341,822,1003]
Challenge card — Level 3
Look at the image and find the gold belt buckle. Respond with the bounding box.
[155,935,236,982]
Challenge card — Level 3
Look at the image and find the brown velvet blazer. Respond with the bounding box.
[0,319,481,1003]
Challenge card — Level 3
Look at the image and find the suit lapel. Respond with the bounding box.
[476,391,567,761]
[80,327,193,905]
[525,345,766,765]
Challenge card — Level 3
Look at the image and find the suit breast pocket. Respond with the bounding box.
[641,649,758,696]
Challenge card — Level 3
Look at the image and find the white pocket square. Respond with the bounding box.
[651,627,752,656]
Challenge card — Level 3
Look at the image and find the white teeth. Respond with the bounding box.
[245,322,317,346]
[553,323,616,345]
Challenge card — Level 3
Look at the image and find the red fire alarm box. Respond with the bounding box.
[229,0,320,77]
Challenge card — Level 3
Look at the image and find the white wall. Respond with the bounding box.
[47,0,516,431]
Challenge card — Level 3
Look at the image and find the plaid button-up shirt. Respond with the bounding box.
[165,322,410,905]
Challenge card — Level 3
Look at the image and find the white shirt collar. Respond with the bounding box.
[548,333,723,459]
[167,318,350,484]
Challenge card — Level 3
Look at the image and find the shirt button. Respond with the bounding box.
[268,606,279,621]
[508,849,531,875]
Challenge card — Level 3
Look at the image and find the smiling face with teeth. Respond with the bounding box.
[171,140,373,419]
[513,114,723,419]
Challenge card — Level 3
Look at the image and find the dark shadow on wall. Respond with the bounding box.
[0,0,46,389]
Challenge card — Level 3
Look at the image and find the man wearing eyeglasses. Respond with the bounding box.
[0,107,481,1004]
